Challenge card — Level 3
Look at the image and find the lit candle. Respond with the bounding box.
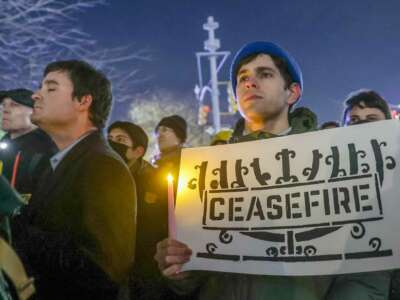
[167,173,176,239]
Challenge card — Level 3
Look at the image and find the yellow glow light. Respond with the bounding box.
[167,173,173,183]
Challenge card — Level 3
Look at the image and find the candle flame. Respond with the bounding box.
[167,173,173,183]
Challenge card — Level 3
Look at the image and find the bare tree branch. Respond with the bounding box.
[0,0,148,104]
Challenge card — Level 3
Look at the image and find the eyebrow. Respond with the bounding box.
[43,79,59,86]
[237,66,276,76]
[38,79,59,89]
[108,133,130,140]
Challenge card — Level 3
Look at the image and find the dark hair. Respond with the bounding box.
[342,89,392,125]
[44,60,112,129]
[108,121,148,154]
[319,121,340,130]
[234,53,294,89]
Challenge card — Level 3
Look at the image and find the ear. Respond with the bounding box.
[287,83,301,106]
[77,95,93,112]
[132,145,145,159]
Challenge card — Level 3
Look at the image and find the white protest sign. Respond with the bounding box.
[175,120,400,276]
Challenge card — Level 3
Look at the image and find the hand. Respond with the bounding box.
[154,238,192,280]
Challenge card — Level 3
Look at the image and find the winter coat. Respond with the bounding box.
[11,131,136,300]
[131,151,191,300]
[0,129,56,195]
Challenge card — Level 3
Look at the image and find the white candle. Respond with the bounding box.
[167,173,176,239]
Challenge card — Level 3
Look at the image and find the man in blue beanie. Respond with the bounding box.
[154,41,389,299]
[228,41,317,140]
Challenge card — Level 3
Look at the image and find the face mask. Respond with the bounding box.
[108,140,129,162]
[349,119,373,126]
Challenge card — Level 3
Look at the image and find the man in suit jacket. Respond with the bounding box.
[12,60,136,300]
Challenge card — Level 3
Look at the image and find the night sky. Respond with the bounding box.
[81,0,400,125]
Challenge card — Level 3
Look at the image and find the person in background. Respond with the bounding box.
[342,89,392,126]
[0,175,35,300]
[0,89,55,196]
[108,121,153,187]
[210,129,233,145]
[149,114,191,300]
[11,60,136,300]
[107,120,171,300]
[319,121,340,130]
[341,89,395,300]
[153,114,187,189]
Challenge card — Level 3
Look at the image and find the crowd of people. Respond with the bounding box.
[0,40,398,300]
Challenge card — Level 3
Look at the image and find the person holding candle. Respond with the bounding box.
[11,60,137,300]
[0,89,56,196]
[146,115,194,300]
[154,41,391,299]
[151,114,187,244]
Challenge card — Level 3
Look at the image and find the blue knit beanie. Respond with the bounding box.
[230,41,303,98]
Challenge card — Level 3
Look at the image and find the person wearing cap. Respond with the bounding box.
[10,60,136,300]
[140,115,191,299]
[154,42,389,300]
[0,89,56,195]
[153,114,187,187]
[0,90,45,300]
[0,89,36,138]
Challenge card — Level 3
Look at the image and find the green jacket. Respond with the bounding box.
[168,108,390,300]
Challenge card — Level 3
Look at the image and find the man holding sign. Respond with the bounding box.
[155,41,391,299]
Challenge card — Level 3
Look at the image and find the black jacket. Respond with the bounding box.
[131,148,192,300]
[12,131,137,300]
[0,129,56,195]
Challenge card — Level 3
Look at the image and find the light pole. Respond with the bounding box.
[195,16,230,133]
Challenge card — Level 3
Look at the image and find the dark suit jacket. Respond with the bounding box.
[12,131,137,300]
